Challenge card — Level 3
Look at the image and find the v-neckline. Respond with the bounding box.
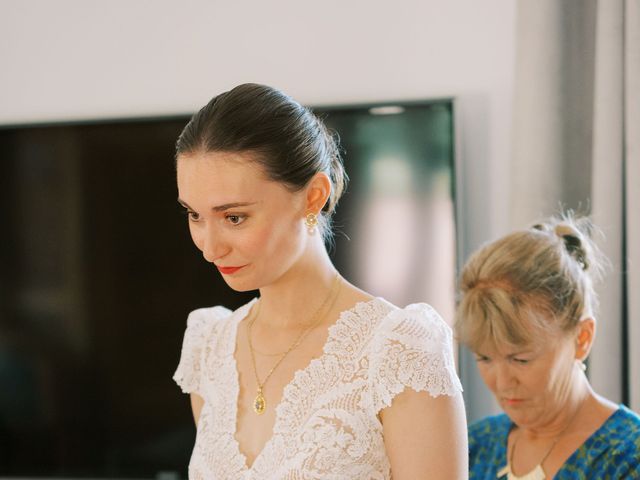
[227,296,383,473]
[500,406,622,479]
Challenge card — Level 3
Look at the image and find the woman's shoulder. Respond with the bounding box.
[468,414,511,471]
[184,298,255,331]
[611,404,640,428]
[173,299,255,394]
[179,305,232,345]
[337,284,448,331]
[185,304,233,327]
[469,413,512,443]
[602,405,640,452]
[371,299,454,349]
[365,299,462,408]
[564,405,640,476]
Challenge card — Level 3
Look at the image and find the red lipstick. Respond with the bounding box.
[217,265,245,275]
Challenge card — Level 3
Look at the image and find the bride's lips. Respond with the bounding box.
[217,265,246,275]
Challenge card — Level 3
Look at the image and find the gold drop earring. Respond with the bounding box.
[305,212,318,235]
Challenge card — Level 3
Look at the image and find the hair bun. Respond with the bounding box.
[554,224,589,270]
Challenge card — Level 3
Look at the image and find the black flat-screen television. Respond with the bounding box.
[0,100,456,478]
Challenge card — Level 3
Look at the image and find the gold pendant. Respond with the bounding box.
[253,390,266,415]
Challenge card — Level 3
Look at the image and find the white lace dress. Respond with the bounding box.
[173,297,462,479]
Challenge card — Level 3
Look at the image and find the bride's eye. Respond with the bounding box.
[181,208,200,222]
[226,214,246,225]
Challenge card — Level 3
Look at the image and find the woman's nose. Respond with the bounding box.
[201,224,229,263]
[495,363,517,391]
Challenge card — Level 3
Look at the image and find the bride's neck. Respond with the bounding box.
[256,250,338,330]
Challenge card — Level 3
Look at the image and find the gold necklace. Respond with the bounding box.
[497,403,583,480]
[246,274,342,415]
[497,433,559,480]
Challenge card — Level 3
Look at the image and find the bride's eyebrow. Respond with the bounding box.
[211,202,257,212]
[176,198,257,211]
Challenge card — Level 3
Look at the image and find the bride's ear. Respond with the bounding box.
[304,172,332,214]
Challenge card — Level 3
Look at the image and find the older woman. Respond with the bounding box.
[455,216,640,479]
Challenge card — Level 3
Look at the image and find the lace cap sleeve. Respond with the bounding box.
[369,303,462,413]
[172,306,231,395]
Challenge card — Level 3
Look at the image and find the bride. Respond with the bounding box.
[173,83,468,479]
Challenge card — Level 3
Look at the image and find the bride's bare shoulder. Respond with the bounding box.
[335,279,376,310]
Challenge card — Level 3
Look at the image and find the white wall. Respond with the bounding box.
[1,0,516,419]
[2,0,515,242]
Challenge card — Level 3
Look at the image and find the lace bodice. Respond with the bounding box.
[173,298,462,479]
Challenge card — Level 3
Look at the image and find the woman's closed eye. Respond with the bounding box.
[474,355,490,363]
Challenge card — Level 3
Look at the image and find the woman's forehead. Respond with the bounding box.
[177,150,266,178]
[476,342,525,356]
[475,330,568,357]
[176,151,294,209]
[178,152,270,190]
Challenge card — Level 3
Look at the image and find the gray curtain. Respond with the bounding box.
[626,0,640,413]
[505,0,639,414]
[590,0,640,413]
[510,0,596,223]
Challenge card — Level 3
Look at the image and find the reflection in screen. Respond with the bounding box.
[321,102,456,325]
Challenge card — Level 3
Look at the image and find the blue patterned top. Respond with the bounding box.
[469,405,640,479]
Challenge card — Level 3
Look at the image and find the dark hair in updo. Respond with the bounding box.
[175,83,347,241]
[455,212,607,350]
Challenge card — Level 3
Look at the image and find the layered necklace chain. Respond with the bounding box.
[246,274,342,415]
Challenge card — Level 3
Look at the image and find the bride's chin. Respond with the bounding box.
[222,279,258,293]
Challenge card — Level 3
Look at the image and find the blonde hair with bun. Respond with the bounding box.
[455,213,606,351]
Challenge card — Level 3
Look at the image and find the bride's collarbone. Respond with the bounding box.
[235,335,325,403]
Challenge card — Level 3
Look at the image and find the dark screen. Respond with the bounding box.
[0,118,255,477]
[0,101,455,478]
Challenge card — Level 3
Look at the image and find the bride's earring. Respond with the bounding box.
[577,359,587,372]
[305,212,318,235]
